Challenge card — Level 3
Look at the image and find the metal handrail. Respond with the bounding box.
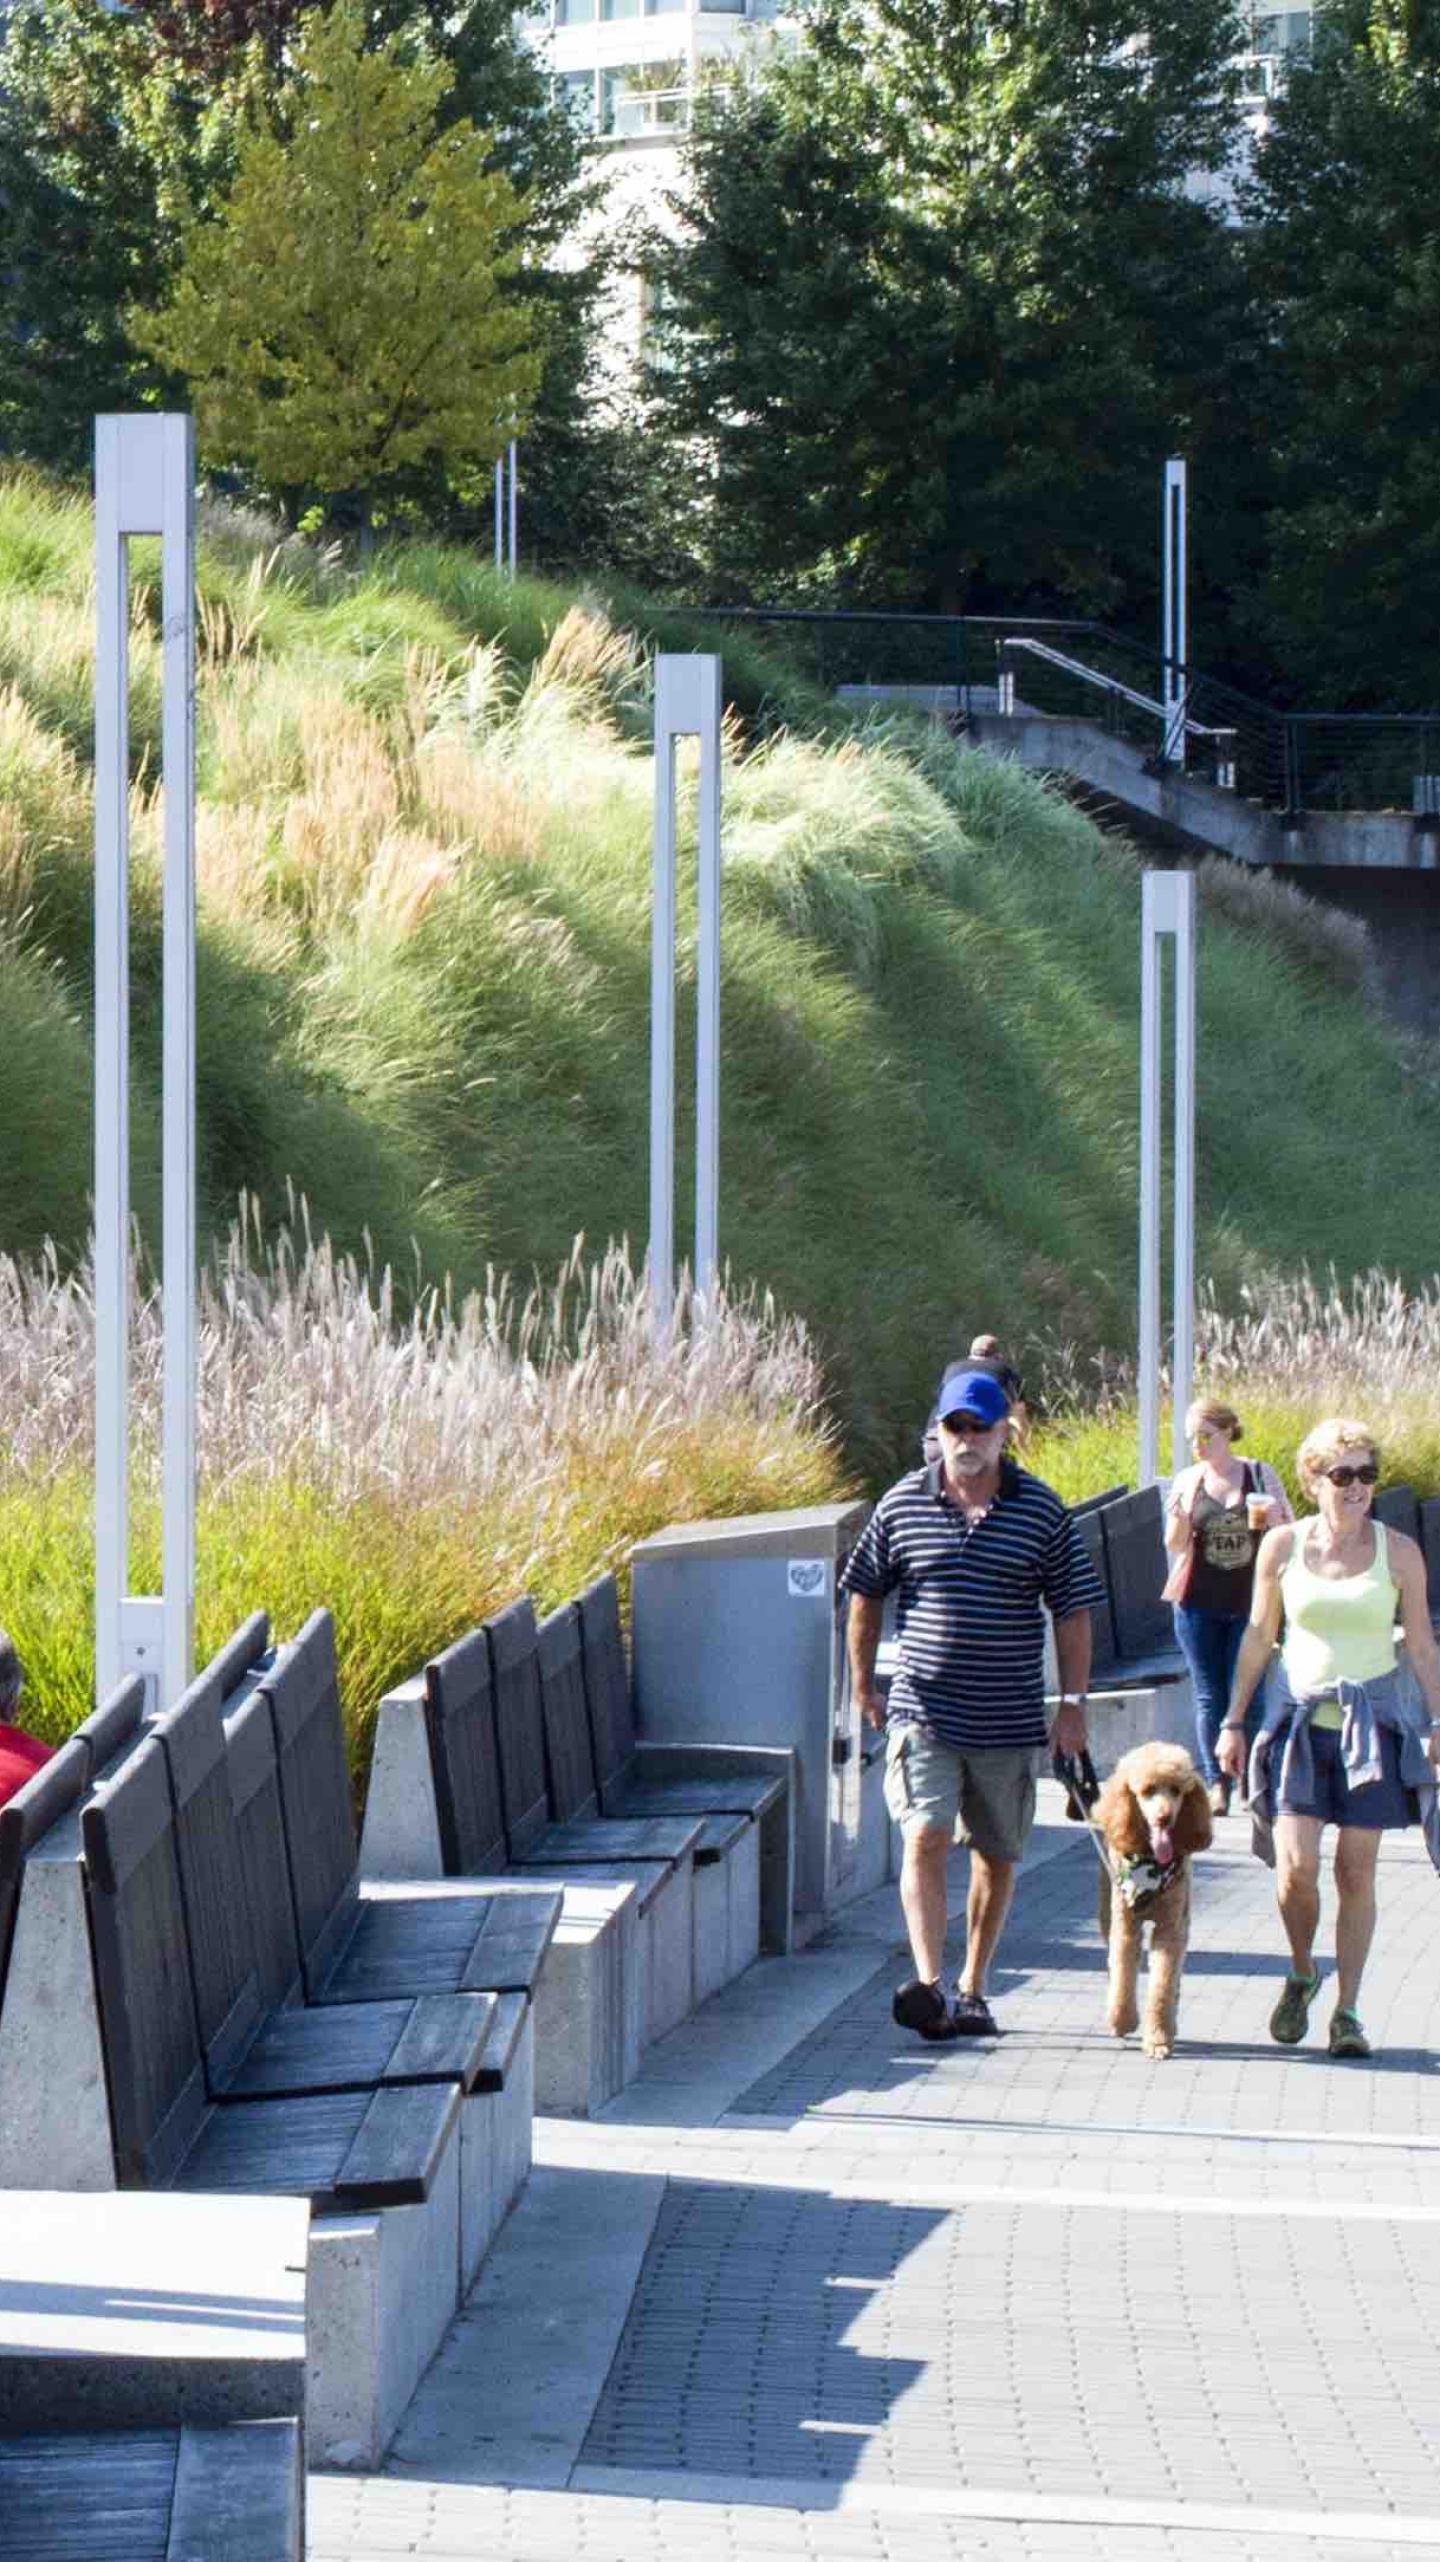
[998,637,1236,746]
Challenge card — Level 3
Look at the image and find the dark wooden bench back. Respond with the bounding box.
[423,1628,508,1876]
[1420,1497,1440,1614]
[71,1675,149,1781]
[1070,1484,1129,1519]
[536,1602,598,1825]
[1071,1505,1118,1677]
[224,1691,305,2012]
[257,1611,359,1998]
[485,1598,549,1859]
[150,1680,264,2093]
[82,1737,208,2187]
[1374,1484,1421,1547]
[1100,1485,1172,1660]
[0,1738,89,2004]
[576,1573,635,1794]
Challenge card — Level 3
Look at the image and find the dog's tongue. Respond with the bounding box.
[1151,1822,1175,1867]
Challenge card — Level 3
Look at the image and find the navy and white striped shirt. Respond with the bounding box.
[840,1459,1104,1750]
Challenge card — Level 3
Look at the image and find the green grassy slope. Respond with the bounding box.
[3,466,1437,1480]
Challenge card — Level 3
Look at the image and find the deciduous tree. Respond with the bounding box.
[132,2,542,523]
[1246,0,1440,706]
[651,0,1253,622]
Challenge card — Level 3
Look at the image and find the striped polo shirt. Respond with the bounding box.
[840,1458,1104,1750]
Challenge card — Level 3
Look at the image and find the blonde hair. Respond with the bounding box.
[1296,1416,1378,1492]
[1185,1397,1243,1444]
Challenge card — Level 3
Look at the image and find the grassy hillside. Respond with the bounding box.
[4,465,1440,1483]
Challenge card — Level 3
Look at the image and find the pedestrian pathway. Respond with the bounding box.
[310,1788,1440,2562]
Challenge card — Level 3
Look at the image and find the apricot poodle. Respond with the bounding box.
[1094,1741,1213,2060]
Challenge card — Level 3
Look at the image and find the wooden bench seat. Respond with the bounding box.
[0,2418,302,2562]
[258,1612,560,2010]
[577,1571,793,1973]
[83,1739,463,2216]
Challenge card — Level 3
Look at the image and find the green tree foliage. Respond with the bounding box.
[1246,0,1440,706]
[651,0,1254,616]
[0,2,256,466]
[132,3,543,520]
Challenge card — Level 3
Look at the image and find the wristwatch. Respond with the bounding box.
[1058,1693,1089,1709]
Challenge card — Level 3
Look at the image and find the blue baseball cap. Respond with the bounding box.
[935,1366,1010,1428]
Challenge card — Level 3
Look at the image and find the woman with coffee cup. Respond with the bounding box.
[1219,1418,1440,2059]
[1164,1398,1291,1815]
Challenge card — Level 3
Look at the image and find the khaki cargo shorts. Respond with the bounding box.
[883,1722,1038,1863]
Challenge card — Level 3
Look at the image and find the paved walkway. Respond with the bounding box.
[310,1788,1440,2561]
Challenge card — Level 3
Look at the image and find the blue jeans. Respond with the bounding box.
[1172,1605,1256,1785]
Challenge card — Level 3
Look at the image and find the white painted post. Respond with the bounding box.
[1138,870,1197,1487]
[494,457,503,572]
[507,438,518,579]
[1162,457,1188,769]
[649,655,724,1328]
[93,414,196,1712]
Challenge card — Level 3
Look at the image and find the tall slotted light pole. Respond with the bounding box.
[1138,869,1196,1488]
[649,655,723,1332]
[94,414,197,1712]
[1162,457,1188,769]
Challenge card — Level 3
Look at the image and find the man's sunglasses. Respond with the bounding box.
[1324,1462,1379,1488]
[940,1411,999,1433]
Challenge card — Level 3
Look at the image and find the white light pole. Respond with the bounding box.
[1138,869,1196,1488]
[1162,457,1188,769]
[94,414,197,1713]
[493,443,518,578]
[649,654,723,1330]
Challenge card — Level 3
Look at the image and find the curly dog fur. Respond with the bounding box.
[1094,1742,1212,2060]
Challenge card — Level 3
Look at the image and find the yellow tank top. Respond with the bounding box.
[1281,1519,1397,1716]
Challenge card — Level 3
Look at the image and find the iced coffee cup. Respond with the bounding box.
[1246,1492,1272,1533]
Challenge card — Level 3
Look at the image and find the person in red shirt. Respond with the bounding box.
[0,1630,52,1809]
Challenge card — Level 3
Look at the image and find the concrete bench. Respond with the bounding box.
[536,1597,764,2014]
[488,1596,703,2046]
[359,1625,643,2120]
[81,1735,464,2469]
[251,1613,559,2247]
[151,1665,525,2303]
[0,2418,302,2561]
[576,1570,795,1982]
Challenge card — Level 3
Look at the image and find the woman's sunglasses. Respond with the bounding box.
[1324,1462,1379,1488]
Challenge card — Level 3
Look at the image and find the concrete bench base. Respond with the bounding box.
[693,1817,763,2004]
[550,1856,694,2048]
[528,1884,642,2116]
[363,1867,638,2119]
[0,2192,308,2433]
[1073,1681,1197,1768]
[360,1693,648,2110]
[308,2134,461,2470]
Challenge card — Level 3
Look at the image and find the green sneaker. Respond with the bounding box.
[1328,2007,1372,2060]
[1269,1969,1321,2045]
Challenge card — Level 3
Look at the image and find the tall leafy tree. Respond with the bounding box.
[1246,0,1440,706]
[0,1,256,465]
[132,2,542,523]
[651,0,1253,619]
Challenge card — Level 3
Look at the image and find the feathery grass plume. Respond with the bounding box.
[0,1205,847,1764]
[1027,1265,1440,1506]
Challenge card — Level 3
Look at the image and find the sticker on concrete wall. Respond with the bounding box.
[787,1559,828,1599]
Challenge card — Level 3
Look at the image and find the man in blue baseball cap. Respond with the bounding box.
[841,1364,1103,2041]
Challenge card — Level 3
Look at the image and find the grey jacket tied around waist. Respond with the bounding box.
[1246,1661,1440,1873]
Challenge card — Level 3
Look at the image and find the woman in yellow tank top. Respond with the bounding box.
[1222,1417,1440,2060]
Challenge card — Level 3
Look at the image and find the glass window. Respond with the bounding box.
[556,68,597,129]
[601,0,642,18]
[601,63,689,136]
[647,0,687,14]
[555,0,598,19]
